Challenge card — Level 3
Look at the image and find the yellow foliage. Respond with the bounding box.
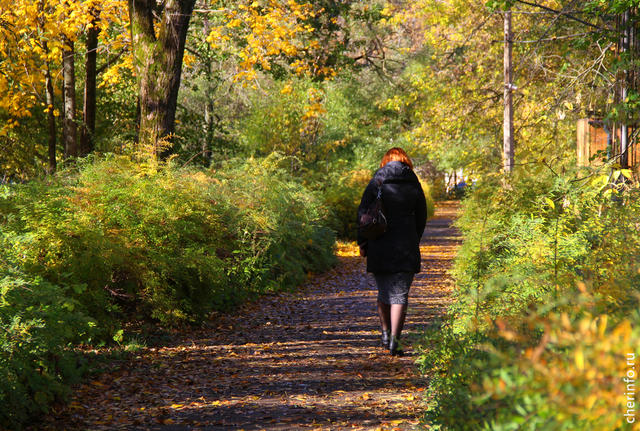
[385,0,579,172]
[206,0,333,83]
[281,84,293,94]
[0,0,128,125]
[487,310,640,429]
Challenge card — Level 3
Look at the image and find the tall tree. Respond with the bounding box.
[385,0,609,175]
[44,51,57,174]
[503,7,514,173]
[63,37,78,160]
[173,0,395,163]
[0,0,127,178]
[81,10,100,157]
[491,0,640,170]
[128,0,197,156]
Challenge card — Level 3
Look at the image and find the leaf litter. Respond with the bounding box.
[29,202,461,431]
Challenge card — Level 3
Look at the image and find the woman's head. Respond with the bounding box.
[380,147,413,170]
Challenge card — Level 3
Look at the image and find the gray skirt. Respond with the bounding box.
[374,272,414,305]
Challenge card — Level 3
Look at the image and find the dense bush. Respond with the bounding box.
[2,157,228,330]
[419,304,640,431]
[212,153,338,290]
[418,163,640,430]
[477,306,640,430]
[0,268,95,429]
[0,153,339,428]
[450,165,640,330]
[0,154,337,331]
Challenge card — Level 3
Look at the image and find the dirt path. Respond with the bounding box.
[34,202,460,431]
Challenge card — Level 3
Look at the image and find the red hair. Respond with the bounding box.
[380,147,413,170]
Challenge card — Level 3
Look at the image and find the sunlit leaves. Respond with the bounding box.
[420,163,640,429]
[205,0,329,82]
[240,79,332,161]
[480,311,640,430]
[384,0,605,175]
[0,0,128,133]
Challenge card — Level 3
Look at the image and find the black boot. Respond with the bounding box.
[389,335,403,357]
[381,330,391,348]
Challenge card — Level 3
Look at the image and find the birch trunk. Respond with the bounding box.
[63,38,78,160]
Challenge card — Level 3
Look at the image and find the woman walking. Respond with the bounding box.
[357,148,427,356]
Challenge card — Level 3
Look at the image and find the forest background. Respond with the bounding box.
[1,0,640,429]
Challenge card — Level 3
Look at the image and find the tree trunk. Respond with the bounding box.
[81,13,99,157]
[202,17,213,165]
[619,9,631,169]
[203,100,214,165]
[38,3,59,173]
[45,61,57,174]
[63,38,78,160]
[503,8,514,173]
[128,0,197,157]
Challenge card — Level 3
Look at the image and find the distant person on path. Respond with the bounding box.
[357,148,428,356]
[454,179,467,198]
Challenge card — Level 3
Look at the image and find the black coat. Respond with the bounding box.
[357,161,427,274]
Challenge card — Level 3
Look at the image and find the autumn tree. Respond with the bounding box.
[0,0,127,178]
[173,0,400,165]
[383,0,614,178]
[482,0,640,173]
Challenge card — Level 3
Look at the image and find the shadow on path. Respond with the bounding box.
[34,202,461,431]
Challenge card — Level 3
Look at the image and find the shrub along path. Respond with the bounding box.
[33,202,460,431]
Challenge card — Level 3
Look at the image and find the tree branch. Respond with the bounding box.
[96,48,127,75]
[493,31,599,43]
[513,0,601,29]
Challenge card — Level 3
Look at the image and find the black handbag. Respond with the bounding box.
[358,181,387,240]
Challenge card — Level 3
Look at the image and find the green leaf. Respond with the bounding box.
[545,197,555,209]
[620,169,633,179]
[71,283,87,294]
[113,329,124,344]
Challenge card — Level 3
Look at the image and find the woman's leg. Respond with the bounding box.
[377,300,391,347]
[377,300,391,333]
[389,303,407,356]
[390,304,407,337]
